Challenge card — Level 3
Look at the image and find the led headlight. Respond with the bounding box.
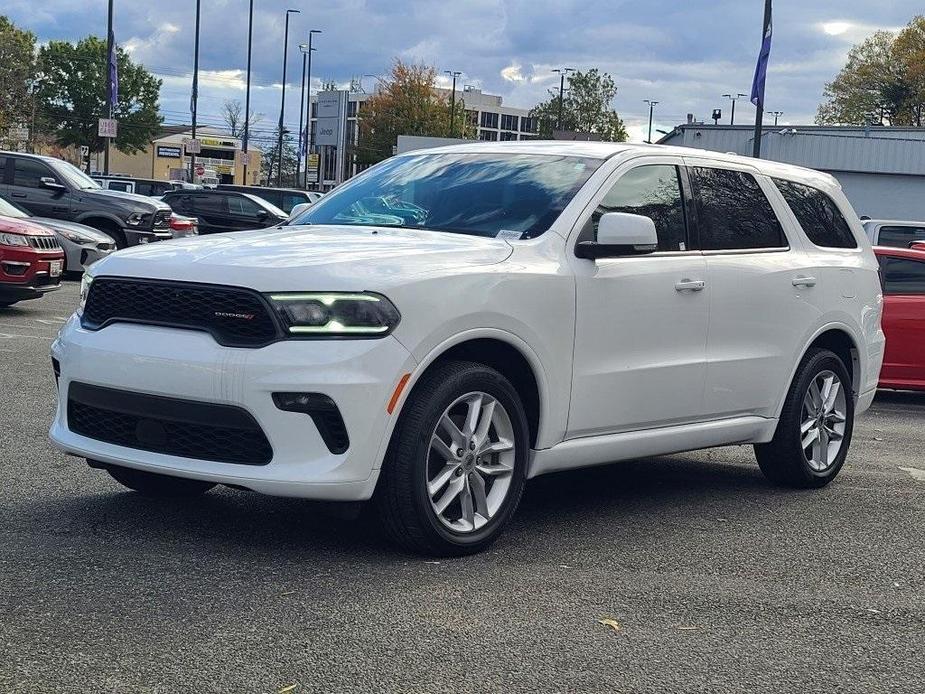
[268,292,400,337]
[0,232,30,247]
[125,213,147,226]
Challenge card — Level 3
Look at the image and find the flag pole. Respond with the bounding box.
[104,0,114,175]
[751,0,772,158]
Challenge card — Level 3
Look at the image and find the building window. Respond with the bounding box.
[499,131,518,141]
[347,101,358,117]
[199,148,235,161]
[478,130,498,141]
[480,111,499,129]
[500,114,518,131]
[520,116,536,133]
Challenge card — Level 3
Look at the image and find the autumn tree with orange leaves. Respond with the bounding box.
[357,60,472,164]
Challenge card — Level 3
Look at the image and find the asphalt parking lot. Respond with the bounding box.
[1,280,923,694]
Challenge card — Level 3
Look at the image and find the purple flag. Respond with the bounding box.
[750,9,772,107]
[108,30,119,110]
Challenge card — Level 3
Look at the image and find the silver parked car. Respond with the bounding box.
[0,196,116,272]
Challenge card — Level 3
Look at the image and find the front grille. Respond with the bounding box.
[27,235,61,251]
[152,210,171,230]
[67,381,273,465]
[82,278,281,347]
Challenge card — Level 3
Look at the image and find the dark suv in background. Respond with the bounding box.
[160,189,287,235]
[0,151,173,248]
[218,184,318,214]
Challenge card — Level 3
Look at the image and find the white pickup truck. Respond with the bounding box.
[863,219,925,248]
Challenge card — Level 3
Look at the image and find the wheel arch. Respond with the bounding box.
[775,323,861,418]
[384,330,550,458]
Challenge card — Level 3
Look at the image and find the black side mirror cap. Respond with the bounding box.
[575,240,658,260]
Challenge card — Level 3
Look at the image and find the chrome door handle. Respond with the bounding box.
[792,276,817,287]
[675,279,705,292]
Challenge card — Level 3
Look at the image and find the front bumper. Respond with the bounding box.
[49,317,416,500]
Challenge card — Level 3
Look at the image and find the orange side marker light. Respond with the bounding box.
[387,373,411,414]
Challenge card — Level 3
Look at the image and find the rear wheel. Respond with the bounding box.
[103,463,216,497]
[375,360,529,556]
[754,348,854,488]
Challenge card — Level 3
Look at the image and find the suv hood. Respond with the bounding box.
[90,225,514,291]
[29,217,115,243]
[75,188,170,212]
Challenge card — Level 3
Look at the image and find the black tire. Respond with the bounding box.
[375,360,529,556]
[0,301,16,308]
[103,463,216,497]
[754,348,855,488]
[87,220,127,249]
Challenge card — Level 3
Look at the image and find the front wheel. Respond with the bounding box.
[103,463,216,497]
[375,360,529,556]
[754,348,855,488]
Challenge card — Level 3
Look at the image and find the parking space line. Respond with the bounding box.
[899,467,925,482]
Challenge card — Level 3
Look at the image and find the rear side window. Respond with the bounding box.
[878,225,925,248]
[773,179,857,249]
[193,195,227,215]
[881,256,925,294]
[108,181,132,192]
[587,165,687,252]
[689,167,786,250]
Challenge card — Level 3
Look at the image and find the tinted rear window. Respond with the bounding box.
[689,167,786,250]
[773,179,857,249]
[878,225,925,248]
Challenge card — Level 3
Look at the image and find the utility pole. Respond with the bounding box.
[552,68,575,131]
[276,9,301,187]
[723,93,747,125]
[103,0,114,175]
[644,99,658,143]
[242,0,254,184]
[189,0,201,183]
[444,70,461,136]
[304,30,319,187]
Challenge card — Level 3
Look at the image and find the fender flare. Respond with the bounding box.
[371,327,553,470]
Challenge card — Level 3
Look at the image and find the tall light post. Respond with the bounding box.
[242,0,254,184]
[276,8,301,186]
[444,70,462,137]
[297,30,320,188]
[552,68,575,131]
[722,93,747,126]
[770,110,783,126]
[189,0,201,183]
[644,99,659,144]
[103,0,114,175]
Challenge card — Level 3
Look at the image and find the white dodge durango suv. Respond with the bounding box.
[50,142,885,555]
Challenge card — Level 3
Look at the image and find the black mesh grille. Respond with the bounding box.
[152,210,172,229]
[67,382,272,466]
[82,278,281,347]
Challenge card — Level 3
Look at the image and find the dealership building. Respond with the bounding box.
[102,126,262,186]
[657,124,925,220]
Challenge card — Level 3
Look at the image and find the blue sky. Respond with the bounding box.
[4,0,922,142]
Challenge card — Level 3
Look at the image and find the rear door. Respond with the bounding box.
[686,161,818,420]
[8,156,71,220]
[878,253,925,389]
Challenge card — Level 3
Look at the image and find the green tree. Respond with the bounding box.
[357,59,472,164]
[817,16,925,126]
[530,69,627,141]
[0,16,37,147]
[36,36,162,157]
[259,126,299,186]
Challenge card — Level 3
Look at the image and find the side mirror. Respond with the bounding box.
[575,212,659,259]
[288,202,312,220]
[40,177,66,191]
[255,209,270,223]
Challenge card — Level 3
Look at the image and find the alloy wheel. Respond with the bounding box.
[800,370,848,472]
[426,392,516,533]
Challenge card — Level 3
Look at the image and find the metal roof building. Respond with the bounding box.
[657,125,925,220]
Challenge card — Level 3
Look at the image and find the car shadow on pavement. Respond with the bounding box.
[27,452,776,560]
[873,389,925,408]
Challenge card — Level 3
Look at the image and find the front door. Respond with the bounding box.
[567,158,710,437]
[8,156,72,220]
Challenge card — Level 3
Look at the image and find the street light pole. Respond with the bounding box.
[771,110,783,126]
[189,0,201,183]
[276,8,301,187]
[722,93,747,125]
[242,0,254,184]
[444,70,461,137]
[644,99,659,144]
[552,68,575,131]
[299,30,320,188]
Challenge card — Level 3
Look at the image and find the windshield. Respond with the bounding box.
[290,152,602,238]
[50,159,101,190]
[247,194,286,218]
[0,196,30,219]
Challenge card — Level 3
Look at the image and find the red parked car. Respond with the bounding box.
[875,246,925,391]
[0,215,65,307]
